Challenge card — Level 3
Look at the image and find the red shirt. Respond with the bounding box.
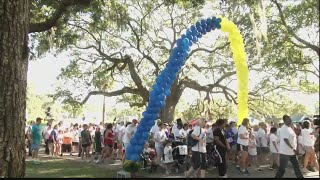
[104,129,114,145]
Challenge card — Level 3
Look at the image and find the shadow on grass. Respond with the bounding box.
[26,159,117,178]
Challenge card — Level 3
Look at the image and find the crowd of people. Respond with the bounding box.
[25,115,319,178]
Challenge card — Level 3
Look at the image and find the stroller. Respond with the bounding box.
[141,149,157,173]
[206,142,218,169]
[172,141,189,173]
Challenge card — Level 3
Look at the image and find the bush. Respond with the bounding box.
[123,160,141,173]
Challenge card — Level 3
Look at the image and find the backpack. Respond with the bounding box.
[187,128,201,148]
[49,130,55,141]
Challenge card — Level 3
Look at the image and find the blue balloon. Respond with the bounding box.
[142,131,149,139]
[137,125,144,132]
[186,34,193,42]
[216,17,222,23]
[216,23,221,29]
[176,39,183,46]
[190,25,197,32]
[196,25,202,32]
[191,29,199,36]
[182,44,190,52]
[206,26,211,32]
[130,137,138,145]
[188,39,193,46]
[201,19,207,26]
[197,33,202,38]
[131,154,140,162]
[186,29,193,36]
[181,34,187,40]
[196,21,201,28]
[192,36,198,43]
[211,16,217,23]
[126,154,132,160]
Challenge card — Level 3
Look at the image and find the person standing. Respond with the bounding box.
[236,118,251,176]
[30,117,43,164]
[154,122,168,164]
[258,122,269,164]
[185,118,207,178]
[213,119,229,178]
[275,115,304,178]
[43,125,52,155]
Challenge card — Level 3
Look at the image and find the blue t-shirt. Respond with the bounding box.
[226,129,236,146]
[32,124,43,144]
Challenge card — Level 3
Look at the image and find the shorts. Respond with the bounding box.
[62,144,72,152]
[237,144,248,152]
[155,146,164,160]
[31,143,41,151]
[191,151,206,170]
[305,146,315,153]
[258,147,270,154]
[72,142,79,146]
[82,144,90,148]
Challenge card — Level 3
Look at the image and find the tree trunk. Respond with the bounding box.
[159,81,184,123]
[0,0,29,177]
[159,99,178,124]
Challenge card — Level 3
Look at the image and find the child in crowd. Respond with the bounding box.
[297,129,306,165]
[142,142,157,170]
[163,140,175,174]
[81,124,92,159]
[225,124,236,162]
[95,127,102,158]
[269,127,279,170]
[248,133,263,172]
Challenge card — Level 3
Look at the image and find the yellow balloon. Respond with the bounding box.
[221,17,249,126]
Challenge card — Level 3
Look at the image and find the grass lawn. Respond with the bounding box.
[26,158,117,178]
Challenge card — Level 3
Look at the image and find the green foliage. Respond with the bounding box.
[123,160,141,173]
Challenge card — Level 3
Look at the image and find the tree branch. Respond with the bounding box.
[29,0,93,33]
[271,0,319,56]
[81,87,140,105]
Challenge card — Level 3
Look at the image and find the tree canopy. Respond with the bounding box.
[29,0,319,122]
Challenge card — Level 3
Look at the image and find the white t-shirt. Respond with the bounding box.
[297,135,305,155]
[237,125,249,146]
[179,129,188,139]
[231,127,238,136]
[155,129,167,147]
[269,133,279,153]
[257,128,268,147]
[72,129,80,143]
[172,123,177,134]
[150,125,159,140]
[164,146,174,163]
[206,128,214,143]
[248,139,257,156]
[277,129,281,143]
[173,128,182,141]
[279,125,297,155]
[117,125,125,142]
[44,128,53,140]
[122,125,136,144]
[301,128,314,147]
[191,126,206,153]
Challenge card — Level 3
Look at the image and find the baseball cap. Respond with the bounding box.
[132,119,138,124]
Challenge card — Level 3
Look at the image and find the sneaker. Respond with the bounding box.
[242,169,250,176]
[268,166,274,170]
[256,168,263,172]
[309,167,316,172]
[302,168,310,173]
[219,175,228,178]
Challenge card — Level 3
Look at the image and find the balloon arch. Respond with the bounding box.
[125,16,249,162]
